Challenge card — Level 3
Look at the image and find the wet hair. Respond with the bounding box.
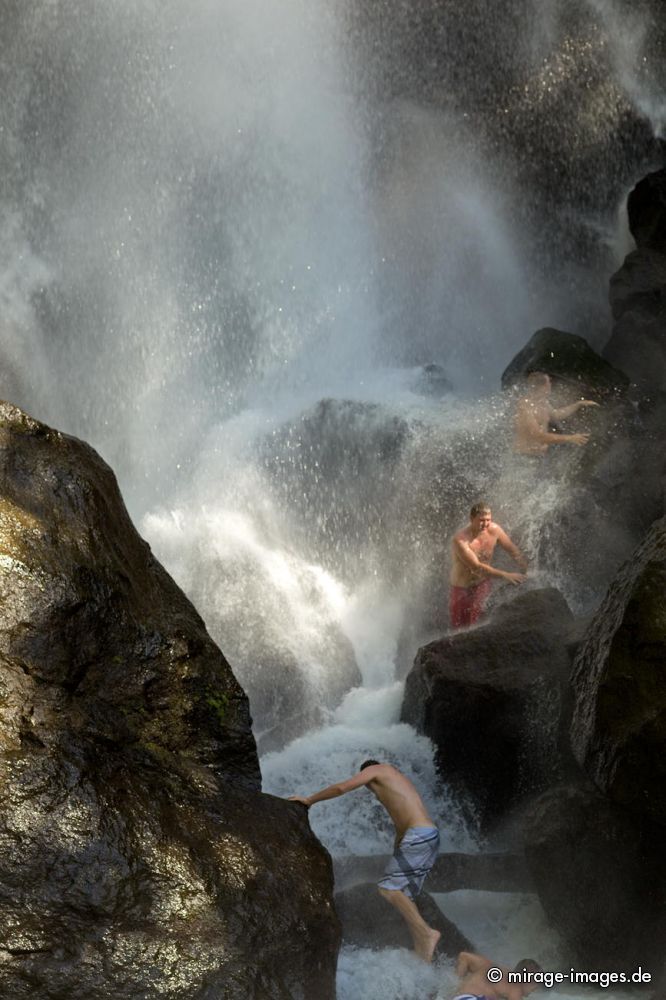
[470,502,491,519]
[360,759,381,770]
[513,960,542,975]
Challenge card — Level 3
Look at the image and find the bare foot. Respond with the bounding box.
[414,927,441,963]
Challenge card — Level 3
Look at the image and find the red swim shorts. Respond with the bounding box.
[449,579,492,629]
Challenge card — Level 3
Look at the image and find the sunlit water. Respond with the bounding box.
[0,1,661,997]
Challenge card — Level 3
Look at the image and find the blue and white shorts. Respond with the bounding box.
[378,825,440,900]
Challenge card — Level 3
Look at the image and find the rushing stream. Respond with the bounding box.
[1,1,663,996]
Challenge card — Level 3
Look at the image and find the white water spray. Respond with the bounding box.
[0,1,660,997]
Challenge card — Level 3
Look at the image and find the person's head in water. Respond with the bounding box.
[513,960,543,997]
[360,759,381,771]
[526,371,551,397]
[514,960,542,975]
[469,503,491,533]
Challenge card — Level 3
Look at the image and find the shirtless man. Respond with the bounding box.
[454,950,541,1000]
[514,371,599,455]
[289,760,441,962]
[450,503,527,628]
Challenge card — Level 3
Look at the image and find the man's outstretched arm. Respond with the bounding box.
[289,765,380,807]
[550,399,599,420]
[515,403,590,448]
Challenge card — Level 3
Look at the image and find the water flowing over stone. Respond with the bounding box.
[2,1,666,996]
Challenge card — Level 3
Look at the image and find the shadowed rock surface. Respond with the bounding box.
[570,516,666,825]
[605,169,666,394]
[402,589,577,831]
[606,249,666,393]
[334,882,472,957]
[524,782,666,969]
[501,327,629,395]
[627,167,666,254]
[0,402,339,999]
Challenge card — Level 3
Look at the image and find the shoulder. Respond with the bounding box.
[372,763,397,780]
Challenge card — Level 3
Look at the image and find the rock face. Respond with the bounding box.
[627,167,666,253]
[501,327,629,395]
[402,589,577,830]
[523,518,666,975]
[0,402,339,999]
[605,169,666,393]
[570,516,666,825]
[524,783,666,969]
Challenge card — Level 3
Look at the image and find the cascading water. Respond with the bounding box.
[1,1,663,996]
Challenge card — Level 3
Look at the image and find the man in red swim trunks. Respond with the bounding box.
[449,503,528,628]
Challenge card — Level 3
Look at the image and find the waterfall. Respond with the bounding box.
[0,1,660,996]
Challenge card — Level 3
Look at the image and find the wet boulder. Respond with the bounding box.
[608,248,666,323]
[606,246,666,392]
[627,167,666,254]
[401,589,577,830]
[410,363,453,398]
[605,248,666,393]
[0,402,339,999]
[259,397,411,579]
[604,170,666,393]
[501,327,629,396]
[570,516,666,826]
[524,782,666,969]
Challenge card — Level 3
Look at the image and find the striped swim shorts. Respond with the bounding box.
[378,825,440,900]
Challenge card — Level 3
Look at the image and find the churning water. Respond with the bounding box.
[1,1,662,996]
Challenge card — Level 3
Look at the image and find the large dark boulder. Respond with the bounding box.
[603,308,666,394]
[608,248,666,322]
[501,327,629,395]
[0,402,339,999]
[604,170,666,392]
[570,516,666,826]
[524,783,666,968]
[605,248,666,392]
[627,168,666,253]
[401,589,577,830]
[334,882,472,957]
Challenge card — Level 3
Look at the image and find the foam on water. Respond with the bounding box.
[262,708,475,857]
[337,946,452,1000]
